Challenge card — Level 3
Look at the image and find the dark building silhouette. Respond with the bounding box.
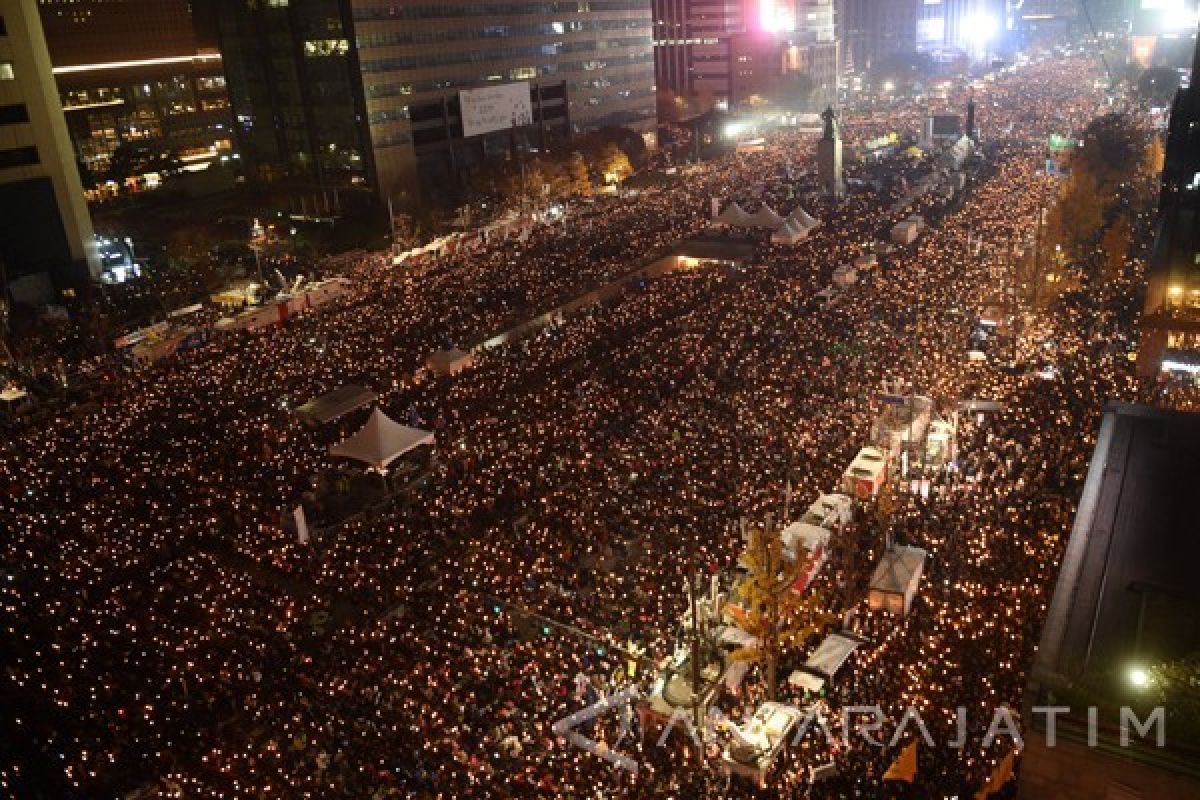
[212,0,657,209]
[36,0,232,193]
[1137,25,1200,377]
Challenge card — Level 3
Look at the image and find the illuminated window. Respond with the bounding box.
[0,62,13,81]
[305,39,349,57]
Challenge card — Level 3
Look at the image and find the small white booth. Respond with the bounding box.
[721,702,805,788]
[787,632,863,693]
[868,545,927,616]
[426,347,476,376]
[801,493,854,529]
[832,264,858,288]
[841,446,889,499]
[777,521,831,593]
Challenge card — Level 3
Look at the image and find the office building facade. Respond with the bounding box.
[0,0,100,302]
[838,0,918,71]
[214,0,657,208]
[36,0,232,194]
[654,0,836,113]
[1137,27,1200,376]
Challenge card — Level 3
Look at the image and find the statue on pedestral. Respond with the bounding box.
[821,106,838,141]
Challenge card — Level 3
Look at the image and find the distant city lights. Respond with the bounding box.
[760,0,795,33]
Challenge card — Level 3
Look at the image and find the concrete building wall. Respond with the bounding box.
[1020,730,1200,800]
[0,0,99,296]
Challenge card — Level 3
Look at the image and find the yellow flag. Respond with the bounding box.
[883,740,918,782]
[974,749,1017,799]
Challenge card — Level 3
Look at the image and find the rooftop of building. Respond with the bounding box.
[1028,404,1200,765]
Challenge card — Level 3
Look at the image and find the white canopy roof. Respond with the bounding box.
[295,384,378,424]
[329,408,434,470]
[789,208,820,229]
[869,545,927,594]
[715,202,754,226]
[770,220,808,244]
[747,204,785,229]
[788,633,861,691]
[779,521,830,560]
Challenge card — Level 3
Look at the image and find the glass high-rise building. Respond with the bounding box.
[36,0,233,194]
[213,0,657,209]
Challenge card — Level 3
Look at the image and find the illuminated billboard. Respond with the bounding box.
[459,82,533,139]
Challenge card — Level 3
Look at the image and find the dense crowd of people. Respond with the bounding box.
[0,54,1181,799]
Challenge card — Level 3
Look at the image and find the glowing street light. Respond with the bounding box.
[962,13,999,49]
[1129,667,1150,688]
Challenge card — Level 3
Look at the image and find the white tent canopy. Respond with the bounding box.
[295,384,378,424]
[747,204,785,229]
[868,545,927,616]
[427,347,475,376]
[789,208,820,230]
[787,633,862,692]
[329,407,434,470]
[770,220,808,244]
[715,202,754,226]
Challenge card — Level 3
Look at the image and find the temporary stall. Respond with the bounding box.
[747,204,785,230]
[211,283,262,308]
[841,446,888,498]
[801,493,854,529]
[168,303,204,319]
[925,419,957,467]
[868,545,927,616]
[787,632,862,692]
[426,347,476,376]
[853,253,878,271]
[295,385,378,425]
[890,219,920,245]
[790,208,820,230]
[942,135,973,170]
[813,286,837,308]
[832,264,857,288]
[777,522,830,593]
[329,408,435,471]
[715,202,755,227]
[770,221,809,244]
[721,702,805,787]
[872,394,933,458]
[302,277,351,308]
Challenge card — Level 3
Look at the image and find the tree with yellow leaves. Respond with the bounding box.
[728,517,829,700]
[1100,213,1132,283]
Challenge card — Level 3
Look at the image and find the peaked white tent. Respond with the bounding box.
[789,208,820,230]
[747,204,785,230]
[715,202,754,227]
[770,220,808,244]
[329,408,435,470]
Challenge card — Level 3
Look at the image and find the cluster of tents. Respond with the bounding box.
[713,202,822,245]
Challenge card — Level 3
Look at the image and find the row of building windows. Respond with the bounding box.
[353,2,651,21]
[356,17,646,48]
[0,146,39,170]
[0,103,29,125]
[360,37,649,73]
[367,67,649,126]
[364,53,651,99]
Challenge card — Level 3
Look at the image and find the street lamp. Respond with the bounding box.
[962,13,998,61]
